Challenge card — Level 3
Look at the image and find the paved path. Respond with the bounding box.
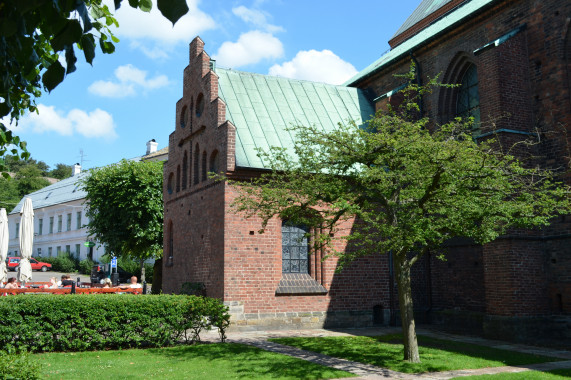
[201,327,571,379]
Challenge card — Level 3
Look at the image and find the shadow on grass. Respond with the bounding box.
[269,334,561,374]
[145,343,354,379]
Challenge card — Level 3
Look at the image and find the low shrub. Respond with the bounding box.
[78,259,95,275]
[0,350,41,380]
[41,254,79,272]
[0,295,229,352]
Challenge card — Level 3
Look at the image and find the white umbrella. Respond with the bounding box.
[0,208,8,283]
[18,198,34,283]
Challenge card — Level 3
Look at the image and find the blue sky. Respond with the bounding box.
[7,0,420,170]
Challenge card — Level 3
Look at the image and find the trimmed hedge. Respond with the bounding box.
[0,295,229,352]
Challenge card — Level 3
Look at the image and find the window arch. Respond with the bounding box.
[182,151,188,190]
[456,64,480,133]
[281,221,309,274]
[438,54,481,135]
[195,93,204,118]
[190,97,194,130]
[209,150,219,174]
[193,143,200,185]
[180,106,187,129]
[176,165,181,193]
[201,151,207,181]
[167,173,174,194]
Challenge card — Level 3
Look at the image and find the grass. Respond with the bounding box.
[36,343,355,379]
[268,334,561,374]
[453,368,571,379]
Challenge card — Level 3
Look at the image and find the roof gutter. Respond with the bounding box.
[346,0,502,87]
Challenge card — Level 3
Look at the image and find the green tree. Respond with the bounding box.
[229,70,571,363]
[49,163,72,180]
[0,0,189,173]
[81,159,164,282]
[15,165,50,197]
[3,155,49,175]
[0,177,20,211]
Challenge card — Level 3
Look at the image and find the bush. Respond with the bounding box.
[0,350,41,380]
[79,259,95,275]
[0,295,230,352]
[41,254,79,272]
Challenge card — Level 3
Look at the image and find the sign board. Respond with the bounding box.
[84,241,95,247]
[111,256,117,268]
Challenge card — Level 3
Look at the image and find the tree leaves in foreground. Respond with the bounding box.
[0,0,189,171]
[229,68,571,363]
[80,159,164,281]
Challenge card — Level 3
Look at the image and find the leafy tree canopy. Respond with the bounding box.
[0,0,189,172]
[80,159,164,279]
[49,163,73,180]
[229,67,571,363]
[0,177,19,210]
[15,165,51,197]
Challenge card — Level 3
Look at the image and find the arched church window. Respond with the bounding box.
[167,173,174,194]
[456,64,481,135]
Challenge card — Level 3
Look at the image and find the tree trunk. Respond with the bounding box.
[151,258,162,294]
[394,253,421,363]
[139,258,145,283]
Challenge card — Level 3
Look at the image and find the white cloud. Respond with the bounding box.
[13,105,117,140]
[88,64,169,98]
[214,31,284,68]
[232,6,284,33]
[269,50,358,85]
[111,0,216,58]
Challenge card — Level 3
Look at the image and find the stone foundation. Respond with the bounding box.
[225,301,390,331]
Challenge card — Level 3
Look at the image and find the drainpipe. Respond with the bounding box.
[409,53,423,118]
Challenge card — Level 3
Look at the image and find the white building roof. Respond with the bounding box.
[9,172,88,215]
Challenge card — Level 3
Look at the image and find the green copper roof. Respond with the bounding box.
[345,0,499,86]
[216,68,374,169]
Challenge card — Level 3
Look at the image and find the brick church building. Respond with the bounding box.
[163,0,570,343]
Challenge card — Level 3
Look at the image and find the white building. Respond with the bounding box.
[7,140,168,262]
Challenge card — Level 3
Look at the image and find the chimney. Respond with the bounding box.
[146,139,158,155]
[72,163,81,177]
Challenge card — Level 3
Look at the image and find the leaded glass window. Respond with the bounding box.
[282,222,309,274]
[457,64,481,135]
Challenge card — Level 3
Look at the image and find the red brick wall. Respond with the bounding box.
[222,183,391,315]
[352,0,571,320]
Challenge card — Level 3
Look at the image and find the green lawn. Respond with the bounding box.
[268,334,561,374]
[453,368,571,379]
[37,343,355,379]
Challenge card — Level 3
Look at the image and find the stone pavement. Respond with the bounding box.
[200,326,571,379]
